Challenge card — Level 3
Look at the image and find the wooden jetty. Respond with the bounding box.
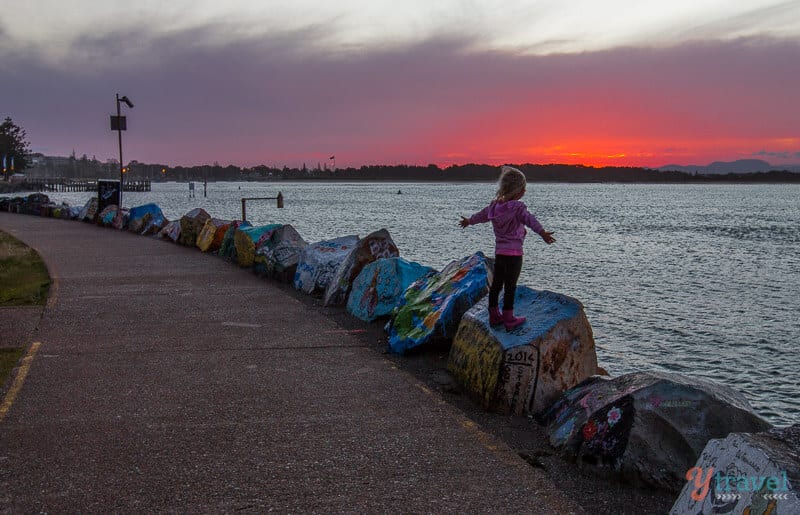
[19,178,151,192]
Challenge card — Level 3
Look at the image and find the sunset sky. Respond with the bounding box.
[2,0,799,169]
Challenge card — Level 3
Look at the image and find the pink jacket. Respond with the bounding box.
[468,200,544,256]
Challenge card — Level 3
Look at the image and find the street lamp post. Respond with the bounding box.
[113,94,134,207]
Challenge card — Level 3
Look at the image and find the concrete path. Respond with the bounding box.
[0,213,581,513]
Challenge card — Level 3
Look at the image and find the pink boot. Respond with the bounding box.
[502,309,526,331]
[488,307,502,326]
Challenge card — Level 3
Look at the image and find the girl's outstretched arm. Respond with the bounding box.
[464,205,491,227]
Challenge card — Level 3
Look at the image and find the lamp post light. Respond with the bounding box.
[113,94,134,207]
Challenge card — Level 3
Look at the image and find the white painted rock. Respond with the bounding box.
[671,424,798,514]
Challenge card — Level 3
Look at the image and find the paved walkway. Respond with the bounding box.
[0,213,580,513]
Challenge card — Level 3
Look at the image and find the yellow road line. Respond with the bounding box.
[0,342,42,423]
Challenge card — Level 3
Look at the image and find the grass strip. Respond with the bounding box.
[0,347,25,388]
[0,230,50,306]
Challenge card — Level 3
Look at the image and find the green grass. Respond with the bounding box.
[0,230,51,306]
[0,347,25,387]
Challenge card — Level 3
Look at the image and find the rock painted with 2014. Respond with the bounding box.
[253,224,308,282]
[541,371,772,491]
[385,251,493,354]
[196,218,232,252]
[158,220,182,242]
[293,235,360,295]
[448,287,597,416]
[670,424,799,515]
[178,208,210,247]
[323,229,399,307]
[347,257,435,322]
[128,203,168,235]
[234,224,281,268]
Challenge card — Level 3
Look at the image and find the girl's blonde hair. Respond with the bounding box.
[496,166,526,201]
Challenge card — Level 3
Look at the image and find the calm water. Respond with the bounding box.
[41,181,800,427]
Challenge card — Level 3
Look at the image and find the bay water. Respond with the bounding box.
[40,181,799,427]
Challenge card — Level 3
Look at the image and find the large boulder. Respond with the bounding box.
[253,225,308,282]
[196,218,232,252]
[323,228,400,307]
[293,235,360,295]
[78,197,99,222]
[448,287,598,416]
[98,205,118,226]
[542,371,772,491]
[158,220,182,243]
[218,221,250,261]
[347,257,435,322]
[178,208,210,246]
[385,251,493,354]
[128,203,168,235]
[234,224,281,268]
[671,424,799,514]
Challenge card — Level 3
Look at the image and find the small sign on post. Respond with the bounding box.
[110,116,127,131]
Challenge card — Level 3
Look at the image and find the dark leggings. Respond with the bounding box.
[489,254,523,310]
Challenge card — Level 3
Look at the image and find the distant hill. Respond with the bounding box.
[658,159,800,174]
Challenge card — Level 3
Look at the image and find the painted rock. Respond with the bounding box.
[98,205,118,226]
[670,424,799,514]
[218,220,250,261]
[385,251,493,354]
[541,371,772,491]
[253,224,308,282]
[196,218,232,252]
[323,228,400,307]
[347,257,436,322]
[448,287,597,416]
[233,224,281,268]
[78,197,99,222]
[293,235,360,295]
[178,208,210,246]
[158,220,181,242]
[128,203,168,235]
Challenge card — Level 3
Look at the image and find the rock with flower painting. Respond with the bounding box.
[670,423,799,514]
[447,287,597,416]
[323,228,400,307]
[541,371,772,491]
[385,251,493,354]
[78,197,99,222]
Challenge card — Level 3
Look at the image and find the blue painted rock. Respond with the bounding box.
[671,424,799,514]
[78,197,99,222]
[448,287,597,416]
[218,221,250,261]
[323,228,400,307]
[253,224,308,281]
[234,224,282,268]
[98,205,118,226]
[385,251,493,354]
[178,208,210,246]
[347,257,436,322]
[158,220,181,242]
[196,218,232,252]
[541,371,772,491]
[293,235,359,295]
[128,203,168,235]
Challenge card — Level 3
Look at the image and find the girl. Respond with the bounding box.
[459,166,556,330]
